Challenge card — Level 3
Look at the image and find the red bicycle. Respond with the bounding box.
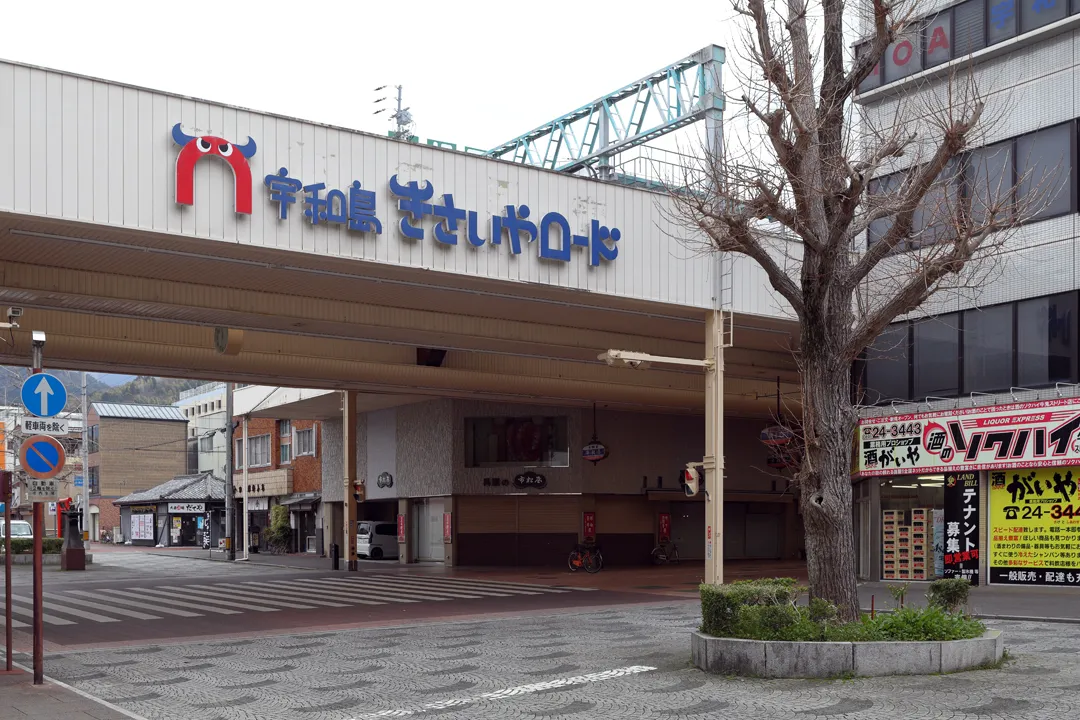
[568,542,603,573]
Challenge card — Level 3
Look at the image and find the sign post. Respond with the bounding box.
[2,470,12,672]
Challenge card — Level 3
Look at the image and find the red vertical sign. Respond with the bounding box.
[582,511,596,542]
[397,514,406,543]
[443,512,452,543]
[658,512,671,542]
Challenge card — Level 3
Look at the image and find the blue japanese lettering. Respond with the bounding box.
[303,183,328,225]
[466,211,487,247]
[538,212,572,262]
[348,182,382,234]
[264,168,303,220]
[432,193,466,246]
[590,220,621,266]
[324,189,348,225]
[1033,0,1056,11]
[388,175,434,240]
[492,205,537,255]
[990,0,1015,29]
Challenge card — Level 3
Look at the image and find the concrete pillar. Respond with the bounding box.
[442,496,456,566]
[704,310,725,585]
[343,391,358,571]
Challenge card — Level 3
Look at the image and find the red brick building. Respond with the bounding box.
[232,417,322,552]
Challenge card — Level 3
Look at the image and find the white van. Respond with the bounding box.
[0,519,34,539]
[357,521,399,560]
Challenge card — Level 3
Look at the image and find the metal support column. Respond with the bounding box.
[242,416,249,560]
[704,310,726,585]
[32,501,43,684]
[81,372,89,541]
[342,391,358,572]
[224,383,235,560]
[3,470,12,672]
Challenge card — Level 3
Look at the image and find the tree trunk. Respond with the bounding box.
[798,337,860,622]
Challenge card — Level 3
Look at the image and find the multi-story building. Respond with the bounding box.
[853,3,1080,589]
[175,383,227,476]
[230,387,323,553]
[87,402,188,540]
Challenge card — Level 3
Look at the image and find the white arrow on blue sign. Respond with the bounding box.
[20,373,67,418]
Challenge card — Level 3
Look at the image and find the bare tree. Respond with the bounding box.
[669,0,1054,619]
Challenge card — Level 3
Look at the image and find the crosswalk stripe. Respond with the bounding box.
[124,588,244,615]
[341,574,525,598]
[11,594,119,623]
[153,586,282,612]
[327,576,493,599]
[65,590,203,618]
[218,582,352,608]
[181,584,323,609]
[266,578,407,605]
[51,594,162,621]
[300,577,460,602]
[0,615,29,628]
[368,574,559,594]
[7,600,75,626]
[240,580,392,606]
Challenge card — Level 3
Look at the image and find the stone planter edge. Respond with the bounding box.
[0,553,94,565]
[691,629,1002,678]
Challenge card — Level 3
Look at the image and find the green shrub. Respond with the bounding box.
[700,578,985,643]
[927,578,971,614]
[263,505,291,550]
[0,538,62,554]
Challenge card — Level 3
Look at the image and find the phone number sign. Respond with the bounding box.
[857,398,1080,477]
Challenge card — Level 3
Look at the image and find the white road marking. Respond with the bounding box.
[369,574,562,595]
[153,586,281,612]
[49,595,162,621]
[11,594,119,623]
[64,590,202,618]
[7,600,75,625]
[261,578,399,605]
[183,584,323,609]
[326,576,491,599]
[349,665,657,718]
[227,581,353,608]
[96,588,239,615]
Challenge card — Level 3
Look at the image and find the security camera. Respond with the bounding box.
[31,331,46,348]
[7,307,22,320]
[625,359,644,369]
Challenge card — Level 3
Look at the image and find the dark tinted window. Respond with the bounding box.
[914,160,959,247]
[857,42,882,93]
[988,0,1019,44]
[1021,0,1067,33]
[914,313,960,397]
[375,524,397,536]
[954,0,988,56]
[1016,122,1073,220]
[884,30,922,82]
[965,142,1014,226]
[924,13,953,67]
[865,324,910,402]
[1018,293,1077,386]
[867,174,903,247]
[963,304,1014,392]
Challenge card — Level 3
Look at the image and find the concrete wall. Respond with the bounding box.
[88,409,188,498]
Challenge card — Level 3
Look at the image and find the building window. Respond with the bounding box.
[884,29,922,83]
[464,416,570,468]
[964,141,1013,226]
[280,442,292,464]
[867,174,903,247]
[1022,0,1068,33]
[923,12,953,68]
[295,428,315,456]
[1015,122,1074,221]
[963,304,1013,393]
[199,435,214,453]
[952,0,986,57]
[88,466,100,495]
[1017,293,1077,386]
[913,313,960,398]
[865,324,911,403]
[217,400,222,410]
[279,420,292,437]
[247,435,271,467]
[87,424,99,453]
[235,439,244,470]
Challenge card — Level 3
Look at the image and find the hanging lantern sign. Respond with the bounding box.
[760,424,795,447]
[583,439,608,464]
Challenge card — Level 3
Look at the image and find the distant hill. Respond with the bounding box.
[90,373,136,387]
[0,368,203,411]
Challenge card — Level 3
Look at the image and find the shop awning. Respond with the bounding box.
[280,492,321,511]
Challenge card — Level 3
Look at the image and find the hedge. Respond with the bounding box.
[700,577,985,643]
[0,538,63,555]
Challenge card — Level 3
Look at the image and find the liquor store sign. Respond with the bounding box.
[857,398,1080,477]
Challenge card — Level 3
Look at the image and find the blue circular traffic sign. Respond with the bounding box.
[20,373,67,418]
[19,435,66,479]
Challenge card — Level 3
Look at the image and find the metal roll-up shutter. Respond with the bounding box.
[456,496,517,534]
[517,496,579,534]
[595,496,653,534]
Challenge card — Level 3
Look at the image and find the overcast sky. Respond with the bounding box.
[2,0,741,151]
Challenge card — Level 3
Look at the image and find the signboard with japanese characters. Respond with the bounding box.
[23,477,59,502]
[131,513,154,541]
[167,502,205,514]
[943,472,980,585]
[989,467,1080,586]
[857,398,1080,477]
[19,417,70,436]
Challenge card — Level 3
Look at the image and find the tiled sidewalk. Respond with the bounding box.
[0,668,137,720]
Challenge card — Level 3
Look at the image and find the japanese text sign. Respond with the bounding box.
[23,477,58,502]
[989,467,1080,586]
[857,398,1080,477]
[658,512,671,542]
[20,417,70,436]
[583,511,596,542]
[443,512,452,544]
[943,472,981,586]
[397,514,406,543]
[167,502,205,513]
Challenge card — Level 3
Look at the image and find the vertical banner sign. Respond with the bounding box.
[943,472,980,585]
[658,513,671,542]
[706,525,713,560]
[443,512,452,544]
[397,514,405,544]
[203,511,212,549]
[989,467,1080,586]
[582,511,596,542]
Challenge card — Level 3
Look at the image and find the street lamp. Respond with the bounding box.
[598,310,731,585]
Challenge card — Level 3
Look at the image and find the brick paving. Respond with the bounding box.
[30,604,1080,719]
[0,669,131,719]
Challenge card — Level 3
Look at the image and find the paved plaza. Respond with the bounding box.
[25,603,1080,720]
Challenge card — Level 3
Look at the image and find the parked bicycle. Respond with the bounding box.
[651,539,680,565]
[568,542,603,573]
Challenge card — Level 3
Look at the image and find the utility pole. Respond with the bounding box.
[374,85,414,142]
[242,414,249,561]
[81,372,89,541]
[224,383,235,560]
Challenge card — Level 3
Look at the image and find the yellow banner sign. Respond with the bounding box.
[989,467,1080,586]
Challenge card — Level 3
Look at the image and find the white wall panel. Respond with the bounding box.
[0,61,788,316]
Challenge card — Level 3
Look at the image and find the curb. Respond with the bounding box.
[860,607,1080,625]
[12,661,149,720]
[145,551,326,573]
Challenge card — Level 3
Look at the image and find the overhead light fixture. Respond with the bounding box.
[917,475,945,482]
[891,484,919,489]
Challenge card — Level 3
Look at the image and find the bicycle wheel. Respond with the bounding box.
[672,546,680,564]
[584,551,601,574]
[595,550,603,570]
[651,546,667,565]
[568,549,582,572]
